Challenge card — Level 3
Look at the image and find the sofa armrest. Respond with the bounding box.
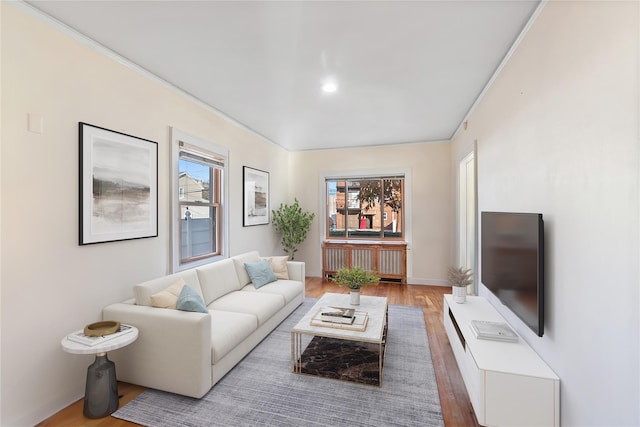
[286,261,305,283]
[103,301,213,398]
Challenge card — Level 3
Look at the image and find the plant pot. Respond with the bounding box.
[452,286,467,303]
[350,289,361,305]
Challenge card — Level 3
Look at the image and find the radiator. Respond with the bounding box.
[351,248,374,270]
[378,249,404,276]
[324,244,406,281]
[324,246,347,271]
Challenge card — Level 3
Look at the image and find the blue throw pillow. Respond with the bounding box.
[244,260,277,289]
[176,285,208,313]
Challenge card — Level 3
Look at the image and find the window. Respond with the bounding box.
[326,176,404,240]
[171,129,228,271]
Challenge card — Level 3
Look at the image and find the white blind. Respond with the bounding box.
[179,141,224,167]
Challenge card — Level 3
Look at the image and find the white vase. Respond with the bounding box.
[452,286,467,303]
[350,289,361,305]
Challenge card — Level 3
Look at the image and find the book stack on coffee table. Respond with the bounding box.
[318,307,356,324]
[310,306,369,331]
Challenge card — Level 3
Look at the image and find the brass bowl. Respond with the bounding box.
[84,320,120,337]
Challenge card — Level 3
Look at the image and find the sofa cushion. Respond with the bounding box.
[241,279,304,305]
[262,256,290,280]
[150,279,186,309]
[135,270,203,307]
[231,251,261,287]
[176,285,208,313]
[208,291,285,325]
[244,260,277,288]
[209,310,258,363]
[196,259,242,305]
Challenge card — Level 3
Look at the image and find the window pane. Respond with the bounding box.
[346,181,362,238]
[326,181,343,237]
[181,205,216,260]
[179,159,211,202]
[351,179,381,238]
[383,179,403,237]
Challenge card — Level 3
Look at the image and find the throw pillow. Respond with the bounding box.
[244,260,277,289]
[176,285,208,313]
[263,256,289,280]
[150,279,186,309]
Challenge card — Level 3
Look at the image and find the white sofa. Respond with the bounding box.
[102,251,305,398]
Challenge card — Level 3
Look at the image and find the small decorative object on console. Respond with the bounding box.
[448,266,473,303]
[470,320,518,342]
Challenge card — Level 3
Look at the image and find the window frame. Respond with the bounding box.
[322,169,410,243]
[171,128,229,272]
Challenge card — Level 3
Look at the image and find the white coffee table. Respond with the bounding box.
[291,293,388,385]
[61,326,138,418]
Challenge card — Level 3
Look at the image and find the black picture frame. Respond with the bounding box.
[79,122,158,245]
[243,166,270,226]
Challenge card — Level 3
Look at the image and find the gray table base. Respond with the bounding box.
[83,353,118,418]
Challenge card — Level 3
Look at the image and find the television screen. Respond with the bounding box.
[481,212,544,337]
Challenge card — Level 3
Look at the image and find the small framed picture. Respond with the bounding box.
[243,166,269,226]
[79,122,158,245]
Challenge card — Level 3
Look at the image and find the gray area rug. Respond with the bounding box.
[112,299,444,427]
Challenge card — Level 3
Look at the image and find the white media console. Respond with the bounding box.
[443,295,560,427]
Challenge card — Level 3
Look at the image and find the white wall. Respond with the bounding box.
[9,0,637,425]
[451,1,639,425]
[289,142,454,283]
[0,4,290,425]
[0,2,4,424]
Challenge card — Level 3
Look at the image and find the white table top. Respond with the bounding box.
[292,293,388,343]
[61,326,138,355]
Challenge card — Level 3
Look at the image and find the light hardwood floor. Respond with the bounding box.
[38,278,480,427]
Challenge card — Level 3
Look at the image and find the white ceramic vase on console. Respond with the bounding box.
[452,286,467,303]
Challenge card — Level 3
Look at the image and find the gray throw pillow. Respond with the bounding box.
[244,260,277,288]
[176,285,208,313]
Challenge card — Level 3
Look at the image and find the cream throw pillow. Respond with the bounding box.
[150,278,186,309]
[264,256,289,280]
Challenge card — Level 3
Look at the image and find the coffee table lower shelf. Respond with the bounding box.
[292,334,386,386]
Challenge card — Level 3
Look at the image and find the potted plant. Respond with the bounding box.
[331,266,380,305]
[448,266,473,303]
[271,198,315,260]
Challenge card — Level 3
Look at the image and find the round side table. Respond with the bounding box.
[61,326,138,419]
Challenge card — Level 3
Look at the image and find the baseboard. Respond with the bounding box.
[407,277,448,286]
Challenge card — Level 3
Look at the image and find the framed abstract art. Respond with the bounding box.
[243,166,269,226]
[79,122,158,245]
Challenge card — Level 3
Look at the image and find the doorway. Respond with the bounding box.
[458,149,477,294]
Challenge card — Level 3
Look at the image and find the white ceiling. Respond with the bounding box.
[26,0,540,151]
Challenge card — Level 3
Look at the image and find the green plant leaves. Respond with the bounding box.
[331,266,380,290]
[271,198,315,260]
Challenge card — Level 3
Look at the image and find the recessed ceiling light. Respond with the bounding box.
[322,82,338,93]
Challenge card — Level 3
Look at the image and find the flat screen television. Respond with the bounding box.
[481,211,544,337]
